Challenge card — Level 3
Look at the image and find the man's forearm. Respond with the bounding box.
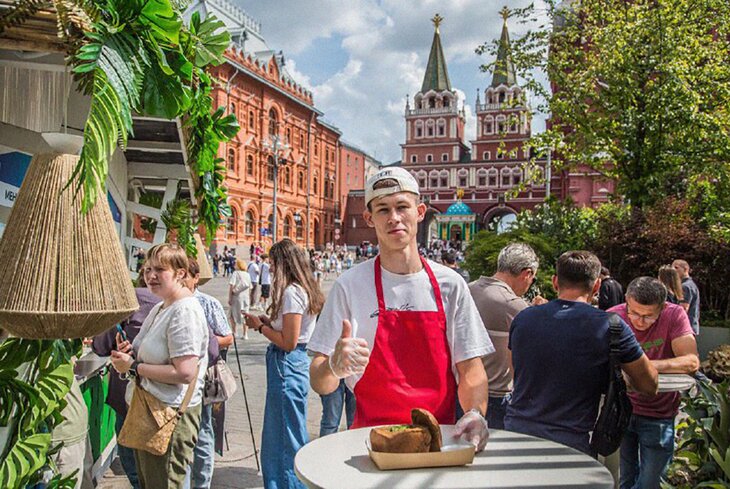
[456,358,488,416]
[653,354,699,374]
[310,354,340,395]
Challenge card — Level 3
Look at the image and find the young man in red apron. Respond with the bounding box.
[309,167,494,451]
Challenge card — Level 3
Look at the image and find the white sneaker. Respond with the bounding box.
[244,333,249,340]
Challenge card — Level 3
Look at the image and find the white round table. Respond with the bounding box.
[295,426,614,488]
[658,373,695,393]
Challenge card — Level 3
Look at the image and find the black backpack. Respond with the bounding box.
[590,313,633,457]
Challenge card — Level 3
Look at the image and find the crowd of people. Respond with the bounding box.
[75,166,705,489]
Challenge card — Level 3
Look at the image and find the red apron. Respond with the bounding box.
[351,256,457,428]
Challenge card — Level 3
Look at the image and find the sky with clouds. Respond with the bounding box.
[234,0,548,164]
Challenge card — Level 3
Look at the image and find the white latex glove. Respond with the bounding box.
[329,320,370,379]
[454,409,490,452]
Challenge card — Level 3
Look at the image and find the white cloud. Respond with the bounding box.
[234,0,544,163]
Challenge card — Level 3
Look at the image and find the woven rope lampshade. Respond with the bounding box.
[194,233,213,285]
[0,153,139,339]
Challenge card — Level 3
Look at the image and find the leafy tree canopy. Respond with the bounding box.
[478,0,730,220]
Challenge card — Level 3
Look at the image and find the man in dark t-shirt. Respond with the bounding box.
[598,266,624,310]
[505,251,658,456]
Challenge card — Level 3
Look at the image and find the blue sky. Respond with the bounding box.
[235,0,548,164]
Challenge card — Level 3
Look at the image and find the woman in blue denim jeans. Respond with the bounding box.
[245,239,325,488]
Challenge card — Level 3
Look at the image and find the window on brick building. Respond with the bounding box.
[285,167,291,186]
[501,169,511,187]
[296,219,303,239]
[244,211,254,235]
[228,148,236,171]
[426,154,433,163]
[283,216,292,238]
[437,121,445,136]
[440,171,448,187]
[313,176,318,193]
[442,153,448,162]
[298,171,304,189]
[478,174,487,187]
[483,151,491,160]
[286,128,291,142]
[488,170,498,187]
[267,214,274,235]
[411,155,417,163]
[459,176,467,187]
[329,181,335,199]
[230,102,236,116]
[246,155,253,176]
[314,144,318,157]
[300,133,305,148]
[249,111,255,130]
[430,175,438,188]
[268,108,278,136]
[267,156,274,181]
[227,208,237,236]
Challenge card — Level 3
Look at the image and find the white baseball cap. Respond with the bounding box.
[364,166,420,206]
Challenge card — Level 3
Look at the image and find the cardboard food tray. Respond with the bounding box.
[367,426,475,470]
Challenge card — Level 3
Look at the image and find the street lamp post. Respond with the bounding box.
[263,132,290,243]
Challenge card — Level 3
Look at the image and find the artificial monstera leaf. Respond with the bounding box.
[139,0,182,44]
[186,11,230,68]
[210,106,240,140]
[142,62,191,119]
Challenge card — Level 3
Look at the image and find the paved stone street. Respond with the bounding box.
[97,274,339,489]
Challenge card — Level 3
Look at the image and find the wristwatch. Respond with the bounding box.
[128,360,140,378]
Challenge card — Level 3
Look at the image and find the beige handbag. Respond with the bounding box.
[203,359,238,405]
[118,364,200,456]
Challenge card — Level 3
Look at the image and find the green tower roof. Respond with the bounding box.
[421,14,452,93]
[491,7,517,88]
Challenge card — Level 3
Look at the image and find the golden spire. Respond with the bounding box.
[431,13,444,33]
[456,188,465,200]
[500,6,510,22]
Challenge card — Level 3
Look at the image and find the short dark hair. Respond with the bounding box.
[601,266,610,277]
[626,276,667,306]
[442,250,457,265]
[556,250,602,292]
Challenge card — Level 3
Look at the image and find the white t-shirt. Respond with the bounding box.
[308,258,494,391]
[271,284,317,344]
[248,262,260,284]
[260,262,271,285]
[128,297,209,407]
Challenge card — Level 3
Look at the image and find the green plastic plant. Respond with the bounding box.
[0,0,239,243]
[0,339,81,489]
[663,380,730,488]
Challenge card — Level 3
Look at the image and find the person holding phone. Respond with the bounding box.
[109,243,208,489]
[93,272,159,489]
[243,239,324,489]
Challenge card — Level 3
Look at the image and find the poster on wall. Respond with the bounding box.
[0,146,32,209]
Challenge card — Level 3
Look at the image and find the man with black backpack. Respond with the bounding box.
[505,251,658,456]
[609,277,699,489]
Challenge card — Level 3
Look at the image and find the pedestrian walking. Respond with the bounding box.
[229,259,252,339]
[244,239,324,489]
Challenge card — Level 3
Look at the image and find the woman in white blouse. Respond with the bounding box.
[111,243,208,489]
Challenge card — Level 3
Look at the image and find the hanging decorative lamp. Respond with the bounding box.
[0,152,139,339]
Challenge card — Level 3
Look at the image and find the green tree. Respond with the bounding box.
[478,1,730,217]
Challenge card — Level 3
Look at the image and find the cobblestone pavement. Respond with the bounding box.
[97,274,339,489]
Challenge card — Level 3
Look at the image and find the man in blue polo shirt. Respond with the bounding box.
[505,250,658,455]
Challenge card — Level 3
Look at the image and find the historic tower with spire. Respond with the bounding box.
[402,14,468,171]
[473,7,532,169]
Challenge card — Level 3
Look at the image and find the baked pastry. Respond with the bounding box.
[369,408,442,453]
[411,408,442,452]
[369,424,431,453]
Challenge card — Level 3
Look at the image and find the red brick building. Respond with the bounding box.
[190,0,374,253]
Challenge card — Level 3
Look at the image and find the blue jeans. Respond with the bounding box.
[620,415,674,489]
[262,344,309,489]
[319,379,356,436]
[115,412,140,489]
[486,394,510,430]
[191,403,215,488]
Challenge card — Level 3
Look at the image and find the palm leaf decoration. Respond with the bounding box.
[0,1,52,34]
[161,198,197,257]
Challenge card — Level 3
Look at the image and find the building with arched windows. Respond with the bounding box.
[190,0,377,253]
[398,12,613,245]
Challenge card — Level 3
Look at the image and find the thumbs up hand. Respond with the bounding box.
[329,319,370,379]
